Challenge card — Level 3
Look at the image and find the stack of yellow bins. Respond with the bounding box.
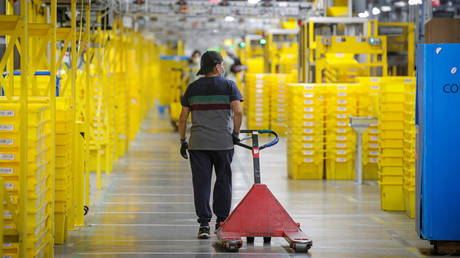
[88,82,111,173]
[324,84,358,180]
[246,74,270,130]
[55,97,73,244]
[267,74,292,135]
[402,78,416,218]
[246,57,264,74]
[356,77,382,180]
[0,99,53,257]
[287,84,325,179]
[115,73,128,158]
[378,79,409,211]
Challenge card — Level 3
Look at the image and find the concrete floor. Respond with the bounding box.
[56,111,437,257]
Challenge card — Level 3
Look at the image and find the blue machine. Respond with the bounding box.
[416,44,460,243]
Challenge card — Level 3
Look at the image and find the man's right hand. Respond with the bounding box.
[232,131,240,145]
[180,140,189,159]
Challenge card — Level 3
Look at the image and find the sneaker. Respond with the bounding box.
[197,226,210,239]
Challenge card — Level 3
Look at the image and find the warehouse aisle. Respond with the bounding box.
[56,110,431,257]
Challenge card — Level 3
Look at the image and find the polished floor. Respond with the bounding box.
[56,110,436,257]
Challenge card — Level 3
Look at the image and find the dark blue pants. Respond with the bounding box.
[189,150,234,226]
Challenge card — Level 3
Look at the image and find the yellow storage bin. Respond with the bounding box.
[379,183,405,211]
[380,93,406,102]
[381,148,404,157]
[363,163,379,180]
[380,139,404,148]
[379,121,405,130]
[380,156,404,166]
[325,127,354,134]
[404,186,416,218]
[380,103,405,112]
[379,174,404,184]
[326,158,354,180]
[380,166,404,175]
[288,160,324,180]
[379,112,404,121]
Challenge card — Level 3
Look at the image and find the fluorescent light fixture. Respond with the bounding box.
[372,7,381,15]
[358,11,369,18]
[225,16,235,22]
[381,6,392,12]
[394,1,406,7]
[278,2,288,7]
[408,0,422,5]
[248,0,260,4]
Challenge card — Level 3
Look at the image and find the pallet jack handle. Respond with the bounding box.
[235,130,279,184]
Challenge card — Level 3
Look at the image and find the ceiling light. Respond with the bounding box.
[358,11,369,18]
[394,1,406,7]
[381,6,392,12]
[408,0,422,5]
[278,2,288,7]
[224,16,235,22]
[372,7,381,15]
[248,0,260,4]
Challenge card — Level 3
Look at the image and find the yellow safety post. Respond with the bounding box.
[95,11,103,190]
[70,1,78,204]
[48,0,57,255]
[5,1,14,99]
[19,0,30,257]
[407,23,415,77]
[77,3,92,228]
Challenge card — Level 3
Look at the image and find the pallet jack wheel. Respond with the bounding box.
[293,243,311,253]
[263,237,271,243]
[84,206,89,216]
[223,240,242,252]
[246,237,255,244]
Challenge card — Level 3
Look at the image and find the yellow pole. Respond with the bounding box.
[19,0,29,256]
[407,23,415,77]
[96,11,102,190]
[6,0,14,99]
[70,0,79,226]
[49,0,57,256]
[78,3,91,227]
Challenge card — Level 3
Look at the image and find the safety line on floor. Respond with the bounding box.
[88,224,199,227]
[76,252,291,256]
[94,211,196,214]
[102,201,194,205]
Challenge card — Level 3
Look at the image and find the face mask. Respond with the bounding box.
[218,64,225,77]
[192,57,200,65]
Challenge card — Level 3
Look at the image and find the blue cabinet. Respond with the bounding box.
[416,43,460,241]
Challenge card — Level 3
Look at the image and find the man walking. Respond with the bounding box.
[178,51,243,239]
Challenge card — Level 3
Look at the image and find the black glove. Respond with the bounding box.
[232,131,240,145]
[180,139,189,159]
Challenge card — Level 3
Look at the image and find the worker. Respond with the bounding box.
[223,47,246,81]
[187,50,202,84]
[178,51,244,239]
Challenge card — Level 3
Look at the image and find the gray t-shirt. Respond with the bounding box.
[181,76,243,150]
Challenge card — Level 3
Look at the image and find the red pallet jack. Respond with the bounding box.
[216,130,313,253]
